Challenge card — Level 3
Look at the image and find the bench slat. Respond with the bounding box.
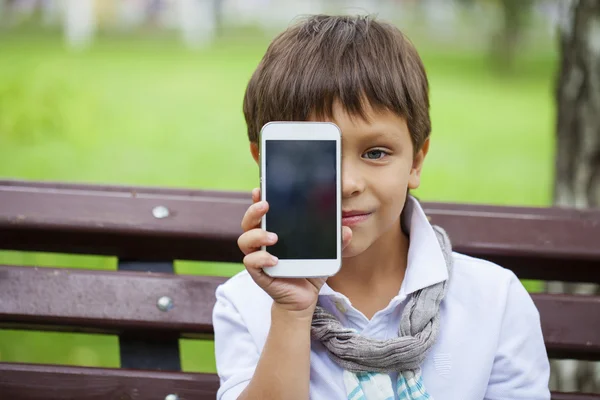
[551,394,600,400]
[535,293,600,361]
[1,265,599,361]
[1,180,599,282]
[0,362,597,400]
[0,265,223,336]
[0,180,248,263]
[0,362,220,400]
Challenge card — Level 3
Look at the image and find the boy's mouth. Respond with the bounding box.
[342,210,372,226]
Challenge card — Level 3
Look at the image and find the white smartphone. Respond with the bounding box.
[259,121,342,278]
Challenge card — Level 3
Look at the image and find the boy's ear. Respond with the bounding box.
[408,138,430,190]
[250,142,259,164]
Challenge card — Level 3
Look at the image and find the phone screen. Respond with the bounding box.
[264,140,337,259]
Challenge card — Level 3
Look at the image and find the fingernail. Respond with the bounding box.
[271,256,278,264]
[258,201,267,210]
[267,232,277,242]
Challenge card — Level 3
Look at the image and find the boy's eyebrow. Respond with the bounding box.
[356,130,400,142]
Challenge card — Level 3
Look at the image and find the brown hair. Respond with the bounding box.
[243,14,431,152]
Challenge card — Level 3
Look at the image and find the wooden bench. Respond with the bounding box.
[0,179,599,400]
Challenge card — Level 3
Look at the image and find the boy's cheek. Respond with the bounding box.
[341,224,374,257]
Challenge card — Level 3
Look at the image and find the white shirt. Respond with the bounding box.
[213,197,551,400]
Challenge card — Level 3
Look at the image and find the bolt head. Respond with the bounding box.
[157,296,174,312]
[152,206,170,219]
[165,395,179,400]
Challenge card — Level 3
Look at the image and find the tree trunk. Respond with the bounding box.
[490,0,533,72]
[548,0,600,393]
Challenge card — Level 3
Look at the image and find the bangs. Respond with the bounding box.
[290,16,412,123]
[244,15,430,148]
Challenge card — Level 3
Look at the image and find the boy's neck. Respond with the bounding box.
[326,217,409,319]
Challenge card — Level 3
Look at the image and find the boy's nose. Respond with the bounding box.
[341,160,365,198]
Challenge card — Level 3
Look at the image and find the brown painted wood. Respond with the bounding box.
[1,265,599,360]
[1,180,599,282]
[0,362,220,400]
[552,394,600,400]
[0,265,224,336]
[424,203,600,283]
[0,363,597,400]
[0,179,249,263]
[535,293,600,361]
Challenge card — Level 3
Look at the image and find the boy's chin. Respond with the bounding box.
[341,239,371,258]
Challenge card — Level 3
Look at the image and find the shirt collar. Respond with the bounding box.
[319,196,449,299]
[399,195,449,297]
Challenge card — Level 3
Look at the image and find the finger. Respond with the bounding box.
[245,260,275,290]
[307,277,327,292]
[241,200,269,232]
[342,226,353,250]
[238,228,278,255]
[243,250,279,271]
[251,187,260,204]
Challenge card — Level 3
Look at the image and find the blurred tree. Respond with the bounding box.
[456,0,534,71]
[548,0,600,394]
[491,0,534,71]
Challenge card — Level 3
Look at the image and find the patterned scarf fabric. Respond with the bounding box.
[311,226,453,400]
[344,369,431,400]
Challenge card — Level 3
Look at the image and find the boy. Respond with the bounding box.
[213,14,551,400]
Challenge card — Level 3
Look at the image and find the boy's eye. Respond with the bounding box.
[362,149,388,160]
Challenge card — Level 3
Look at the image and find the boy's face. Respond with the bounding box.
[318,102,428,258]
[250,102,429,258]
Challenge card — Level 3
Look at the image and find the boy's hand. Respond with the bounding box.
[238,188,352,316]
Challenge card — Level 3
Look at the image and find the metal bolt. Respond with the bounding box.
[165,395,179,400]
[152,206,170,219]
[157,296,174,312]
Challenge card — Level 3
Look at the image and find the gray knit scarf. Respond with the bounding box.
[311,225,453,373]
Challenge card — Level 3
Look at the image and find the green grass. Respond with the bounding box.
[0,31,557,372]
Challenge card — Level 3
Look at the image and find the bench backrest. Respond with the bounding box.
[1,179,599,400]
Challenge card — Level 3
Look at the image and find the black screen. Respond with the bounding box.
[265,140,337,259]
